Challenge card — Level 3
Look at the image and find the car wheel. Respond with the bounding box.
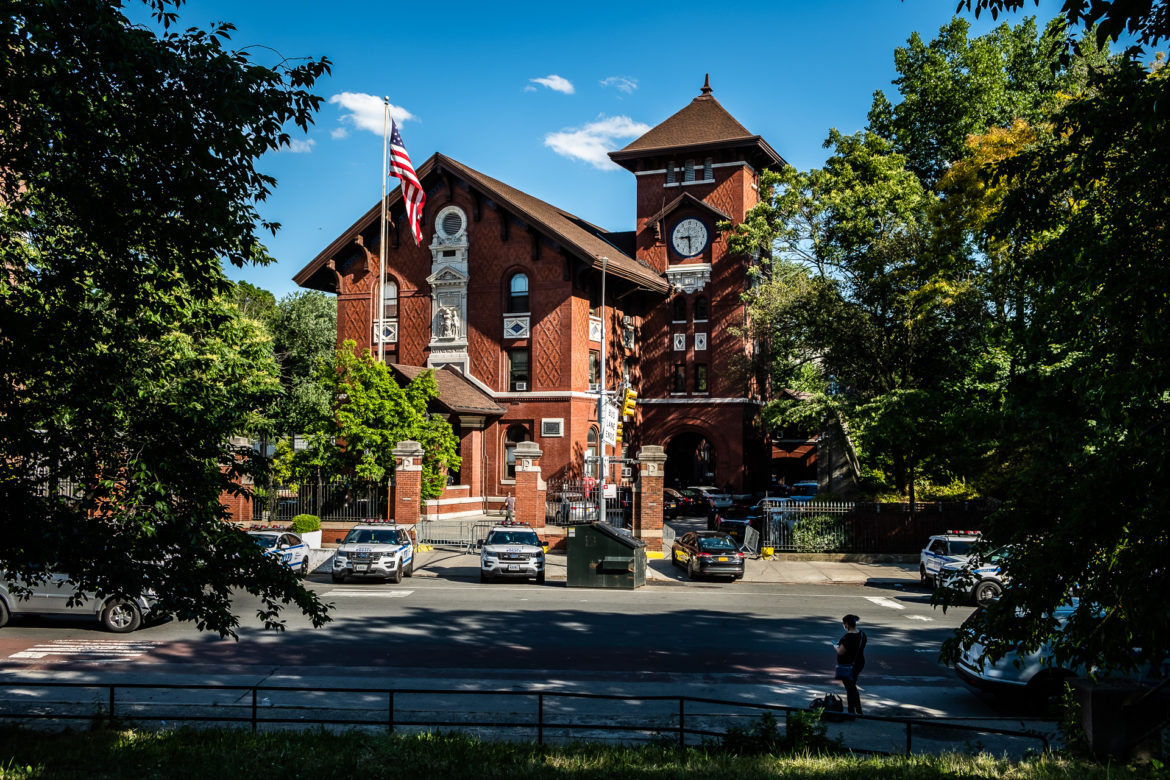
[404,560,414,578]
[0,599,8,629]
[331,572,346,584]
[392,566,403,584]
[688,558,700,581]
[974,580,1002,607]
[101,600,142,633]
[920,565,930,587]
[670,550,680,569]
[300,557,311,578]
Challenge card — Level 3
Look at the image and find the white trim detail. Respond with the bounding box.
[503,316,530,339]
[672,333,686,351]
[635,161,750,176]
[666,263,712,294]
[694,333,708,351]
[540,418,564,438]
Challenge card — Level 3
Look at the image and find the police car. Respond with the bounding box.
[332,520,415,584]
[939,545,1012,606]
[479,522,545,584]
[919,530,982,587]
[248,529,311,577]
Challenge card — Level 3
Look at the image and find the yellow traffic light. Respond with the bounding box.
[615,423,623,446]
[621,388,638,418]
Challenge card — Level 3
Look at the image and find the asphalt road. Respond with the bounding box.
[0,573,1026,721]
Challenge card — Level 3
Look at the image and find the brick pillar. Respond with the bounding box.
[512,440,546,529]
[635,445,667,553]
[392,440,424,526]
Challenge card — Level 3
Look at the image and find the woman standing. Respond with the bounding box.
[835,614,867,716]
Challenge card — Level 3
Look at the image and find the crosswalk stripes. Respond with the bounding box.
[325,590,413,598]
[8,639,159,662]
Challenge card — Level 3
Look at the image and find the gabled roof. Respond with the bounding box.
[389,364,505,417]
[608,77,786,172]
[294,153,669,295]
[643,192,731,227]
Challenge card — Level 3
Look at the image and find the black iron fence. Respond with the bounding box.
[0,679,1051,756]
[251,478,388,524]
[709,501,992,555]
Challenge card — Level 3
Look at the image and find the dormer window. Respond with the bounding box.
[684,159,695,182]
[704,157,713,181]
[666,161,676,185]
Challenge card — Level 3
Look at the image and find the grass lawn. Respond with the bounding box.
[0,726,1162,779]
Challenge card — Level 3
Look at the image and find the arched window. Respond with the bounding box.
[672,297,687,322]
[586,426,598,466]
[382,277,398,320]
[694,295,709,321]
[588,278,601,317]
[504,424,530,480]
[507,272,529,313]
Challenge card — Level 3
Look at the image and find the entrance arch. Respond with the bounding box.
[665,432,717,489]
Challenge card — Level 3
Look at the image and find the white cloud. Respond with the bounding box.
[543,115,651,170]
[529,75,575,94]
[600,76,637,94]
[330,127,349,140]
[283,138,316,154]
[328,92,416,137]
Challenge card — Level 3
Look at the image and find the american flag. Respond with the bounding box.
[389,119,425,245]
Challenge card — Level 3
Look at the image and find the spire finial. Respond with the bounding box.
[700,74,712,96]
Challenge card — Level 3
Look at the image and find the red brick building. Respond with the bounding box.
[293,79,807,509]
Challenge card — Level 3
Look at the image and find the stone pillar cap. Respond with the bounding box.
[392,440,425,457]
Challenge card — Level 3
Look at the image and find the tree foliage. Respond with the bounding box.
[0,1,332,636]
[277,341,461,502]
[940,58,1170,673]
[270,291,337,436]
[958,0,1169,49]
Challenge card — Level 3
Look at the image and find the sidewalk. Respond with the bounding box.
[410,548,920,586]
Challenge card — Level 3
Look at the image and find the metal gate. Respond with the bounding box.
[546,478,633,528]
[415,518,495,552]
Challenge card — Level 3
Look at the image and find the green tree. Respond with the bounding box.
[730,131,991,501]
[940,58,1170,673]
[271,291,336,436]
[232,281,278,329]
[868,16,1094,187]
[277,341,461,502]
[0,1,331,636]
[958,0,1170,50]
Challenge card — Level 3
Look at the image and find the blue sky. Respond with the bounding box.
[134,0,1067,299]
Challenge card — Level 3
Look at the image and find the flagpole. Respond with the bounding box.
[378,97,390,364]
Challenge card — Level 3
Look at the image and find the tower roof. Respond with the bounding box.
[609,76,786,171]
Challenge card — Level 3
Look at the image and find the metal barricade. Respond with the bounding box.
[416,519,495,553]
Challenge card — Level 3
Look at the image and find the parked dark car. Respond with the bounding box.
[670,531,745,580]
[672,488,705,517]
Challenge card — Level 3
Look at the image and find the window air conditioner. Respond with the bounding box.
[514,381,527,391]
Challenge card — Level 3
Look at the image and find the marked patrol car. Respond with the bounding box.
[919,530,982,587]
[332,520,415,584]
[479,522,545,584]
[940,545,1012,606]
[248,529,311,577]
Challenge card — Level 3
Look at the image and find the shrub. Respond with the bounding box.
[792,514,846,552]
[291,514,321,534]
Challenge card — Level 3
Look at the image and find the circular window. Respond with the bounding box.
[437,207,466,239]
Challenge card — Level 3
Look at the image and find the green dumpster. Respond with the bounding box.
[565,522,646,589]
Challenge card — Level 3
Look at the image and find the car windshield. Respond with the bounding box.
[344,529,404,545]
[487,531,541,546]
[699,535,738,552]
[252,534,279,549]
[792,483,817,497]
[949,540,978,556]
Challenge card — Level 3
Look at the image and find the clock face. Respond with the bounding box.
[671,217,709,258]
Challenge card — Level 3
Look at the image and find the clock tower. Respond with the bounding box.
[608,76,787,493]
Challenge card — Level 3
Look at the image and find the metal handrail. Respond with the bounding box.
[0,680,1050,755]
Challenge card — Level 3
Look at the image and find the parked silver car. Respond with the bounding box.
[0,573,159,633]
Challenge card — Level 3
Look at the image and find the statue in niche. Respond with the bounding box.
[439,305,460,339]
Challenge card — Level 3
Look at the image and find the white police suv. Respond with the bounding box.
[919,530,982,587]
[332,521,415,584]
[940,546,1012,606]
[479,523,545,584]
[249,529,311,577]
